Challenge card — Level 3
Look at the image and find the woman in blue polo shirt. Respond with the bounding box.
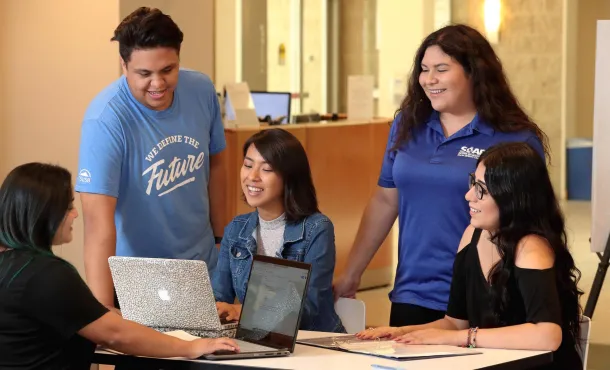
[333,24,549,327]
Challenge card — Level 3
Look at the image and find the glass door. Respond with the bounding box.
[241,0,328,118]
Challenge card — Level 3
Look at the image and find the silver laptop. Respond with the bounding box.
[203,254,312,360]
[108,256,237,334]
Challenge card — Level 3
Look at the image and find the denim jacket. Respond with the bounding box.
[212,211,345,333]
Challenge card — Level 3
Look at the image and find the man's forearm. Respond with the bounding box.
[84,240,117,308]
[209,192,225,239]
[80,193,119,308]
[208,153,227,238]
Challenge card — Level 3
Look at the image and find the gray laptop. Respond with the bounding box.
[204,255,312,360]
[108,256,237,335]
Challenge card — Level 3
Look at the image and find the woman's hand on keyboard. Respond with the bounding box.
[188,337,240,358]
[216,302,242,322]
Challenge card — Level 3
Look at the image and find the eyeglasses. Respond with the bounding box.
[469,173,488,200]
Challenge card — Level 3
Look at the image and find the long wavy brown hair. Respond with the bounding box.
[392,24,549,159]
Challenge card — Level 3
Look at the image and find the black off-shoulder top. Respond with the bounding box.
[446,228,582,370]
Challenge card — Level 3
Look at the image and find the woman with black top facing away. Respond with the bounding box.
[358,142,583,370]
[0,163,239,370]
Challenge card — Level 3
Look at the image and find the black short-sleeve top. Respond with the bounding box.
[0,249,109,370]
[446,228,582,370]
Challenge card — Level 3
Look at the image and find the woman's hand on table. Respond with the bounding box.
[355,326,406,340]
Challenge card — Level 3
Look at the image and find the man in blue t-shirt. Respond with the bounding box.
[76,7,226,311]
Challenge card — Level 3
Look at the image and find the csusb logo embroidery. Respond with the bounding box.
[457,146,485,159]
[78,169,92,183]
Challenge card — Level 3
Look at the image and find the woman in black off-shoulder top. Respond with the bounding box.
[358,142,583,370]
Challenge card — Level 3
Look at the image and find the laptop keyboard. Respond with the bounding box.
[234,339,276,352]
[221,322,238,329]
[210,340,276,356]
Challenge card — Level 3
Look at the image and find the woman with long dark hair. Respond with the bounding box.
[212,128,345,333]
[358,142,583,370]
[0,163,238,369]
[334,24,550,327]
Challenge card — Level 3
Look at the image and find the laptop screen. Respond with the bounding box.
[236,256,311,350]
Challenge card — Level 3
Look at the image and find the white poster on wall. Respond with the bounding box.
[225,82,259,127]
[347,75,374,120]
[591,20,610,253]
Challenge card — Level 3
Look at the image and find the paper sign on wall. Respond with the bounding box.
[347,75,374,120]
[225,82,259,127]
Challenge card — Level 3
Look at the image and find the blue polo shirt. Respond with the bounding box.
[379,112,544,311]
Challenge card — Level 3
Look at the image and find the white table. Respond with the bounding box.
[93,330,552,370]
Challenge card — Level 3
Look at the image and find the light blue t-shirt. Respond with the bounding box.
[75,69,226,271]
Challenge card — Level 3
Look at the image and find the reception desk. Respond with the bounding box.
[214,118,394,289]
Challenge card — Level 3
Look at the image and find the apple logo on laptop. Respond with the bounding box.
[158,289,171,301]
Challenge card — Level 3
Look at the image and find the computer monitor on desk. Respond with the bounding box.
[224,90,291,124]
[250,91,291,124]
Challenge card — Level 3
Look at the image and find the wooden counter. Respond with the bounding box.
[215,118,395,290]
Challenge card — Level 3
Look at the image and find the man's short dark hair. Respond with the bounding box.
[111,7,184,63]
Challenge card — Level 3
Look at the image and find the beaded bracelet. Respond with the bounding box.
[468,327,479,348]
[464,328,472,348]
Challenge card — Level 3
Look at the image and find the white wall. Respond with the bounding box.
[0,0,121,274]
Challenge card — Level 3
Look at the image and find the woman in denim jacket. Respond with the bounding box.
[212,128,345,333]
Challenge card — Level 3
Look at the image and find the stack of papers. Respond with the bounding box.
[338,341,480,360]
[298,335,481,360]
[297,334,390,349]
